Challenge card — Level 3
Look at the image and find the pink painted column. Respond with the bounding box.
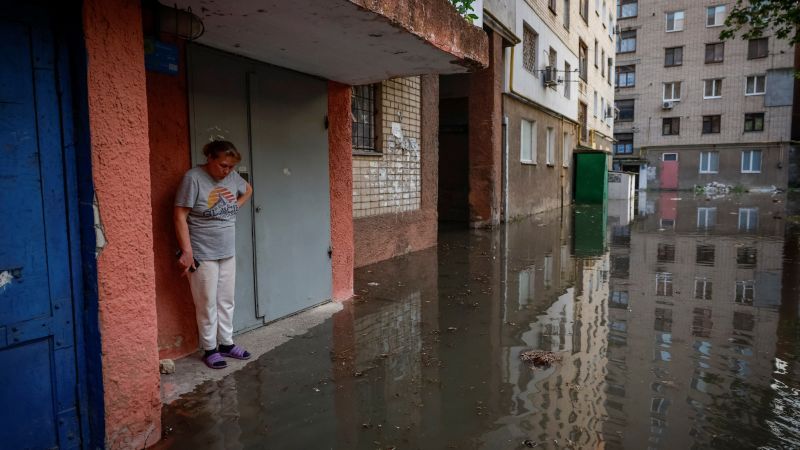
[83,0,161,447]
[328,82,355,300]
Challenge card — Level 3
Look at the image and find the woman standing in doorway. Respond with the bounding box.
[174,140,253,369]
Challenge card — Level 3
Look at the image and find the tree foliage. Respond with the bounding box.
[719,0,800,45]
[450,0,479,24]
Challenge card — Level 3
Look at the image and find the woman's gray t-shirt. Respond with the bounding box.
[175,167,247,260]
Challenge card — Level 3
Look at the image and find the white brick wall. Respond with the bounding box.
[353,77,422,218]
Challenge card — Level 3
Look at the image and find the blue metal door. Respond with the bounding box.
[0,5,86,449]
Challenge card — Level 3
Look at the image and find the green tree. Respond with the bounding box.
[450,0,479,24]
[719,0,800,46]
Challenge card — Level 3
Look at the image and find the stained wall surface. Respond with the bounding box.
[354,75,439,267]
[353,77,422,217]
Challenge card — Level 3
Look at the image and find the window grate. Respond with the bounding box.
[352,84,378,152]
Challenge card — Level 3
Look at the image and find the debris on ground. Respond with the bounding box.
[159,359,176,374]
[519,350,562,368]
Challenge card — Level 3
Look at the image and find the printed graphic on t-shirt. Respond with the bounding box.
[204,186,239,219]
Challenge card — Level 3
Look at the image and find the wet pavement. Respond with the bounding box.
[155,193,800,450]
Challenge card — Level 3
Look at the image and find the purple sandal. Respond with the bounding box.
[220,344,251,360]
[203,352,227,369]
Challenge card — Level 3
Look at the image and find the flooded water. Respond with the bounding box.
[155,194,800,450]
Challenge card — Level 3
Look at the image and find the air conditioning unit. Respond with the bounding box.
[543,66,558,86]
[662,101,674,110]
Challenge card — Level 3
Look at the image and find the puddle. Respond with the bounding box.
[155,195,800,449]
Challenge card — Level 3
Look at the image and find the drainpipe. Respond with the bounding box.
[503,115,509,221]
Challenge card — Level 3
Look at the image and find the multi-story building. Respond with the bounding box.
[613,0,797,190]
[502,0,616,218]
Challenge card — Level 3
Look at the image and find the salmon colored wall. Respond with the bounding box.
[328,82,355,300]
[145,37,198,359]
[82,0,161,447]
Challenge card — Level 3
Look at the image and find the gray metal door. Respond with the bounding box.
[187,45,261,332]
[249,67,333,322]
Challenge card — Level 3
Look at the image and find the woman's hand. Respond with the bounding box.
[177,250,196,277]
[174,206,195,277]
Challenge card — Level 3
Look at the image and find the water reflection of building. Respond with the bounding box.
[479,207,610,448]
[604,196,783,449]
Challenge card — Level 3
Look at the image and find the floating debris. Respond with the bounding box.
[519,350,562,368]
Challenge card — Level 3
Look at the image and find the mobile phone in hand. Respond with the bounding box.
[176,250,201,272]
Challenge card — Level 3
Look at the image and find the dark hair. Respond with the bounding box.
[202,140,241,162]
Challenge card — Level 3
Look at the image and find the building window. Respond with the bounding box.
[666,11,685,32]
[663,153,677,161]
[663,82,681,101]
[618,0,637,18]
[548,47,558,90]
[744,113,765,132]
[737,247,757,268]
[352,84,378,153]
[664,46,683,67]
[695,277,713,300]
[739,208,759,231]
[617,30,636,53]
[563,62,572,98]
[563,0,571,28]
[608,58,613,83]
[704,79,722,99]
[614,133,633,154]
[706,5,726,27]
[523,25,538,75]
[702,115,721,134]
[579,102,588,142]
[741,150,762,173]
[657,243,675,262]
[745,75,766,95]
[656,273,673,297]
[549,0,558,13]
[579,40,588,81]
[580,0,589,21]
[616,65,635,87]
[593,91,598,117]
[733,312,755,332]
[735,281,755,305]
[662,117,680,135]
[521,119,537,164]
[546,127,555,165]
[609,13,614,38]
[563,132,570,167]
[697,207,716,229]
[705,43,724,63]
[654,307,673,331]
[594,39,599,67]
[748,38,769,59]
[616,99,634,121]
[696,244,716,266]
[601,49,605,76]
[699,151,719,173]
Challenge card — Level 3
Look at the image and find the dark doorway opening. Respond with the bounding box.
[438,74,470,225]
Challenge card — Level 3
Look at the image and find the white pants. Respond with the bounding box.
[188,256,236,351]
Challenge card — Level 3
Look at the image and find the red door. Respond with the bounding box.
[660,153,678,189]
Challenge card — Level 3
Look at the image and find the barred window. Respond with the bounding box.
[523,25,538,74]
[351,84,379,153]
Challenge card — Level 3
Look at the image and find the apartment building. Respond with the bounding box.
[613,0,797,190]
[501,0,616,218]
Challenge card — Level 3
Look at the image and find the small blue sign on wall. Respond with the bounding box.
[144,38,179,75]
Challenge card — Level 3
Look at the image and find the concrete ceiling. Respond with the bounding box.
[171,0,481,85]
